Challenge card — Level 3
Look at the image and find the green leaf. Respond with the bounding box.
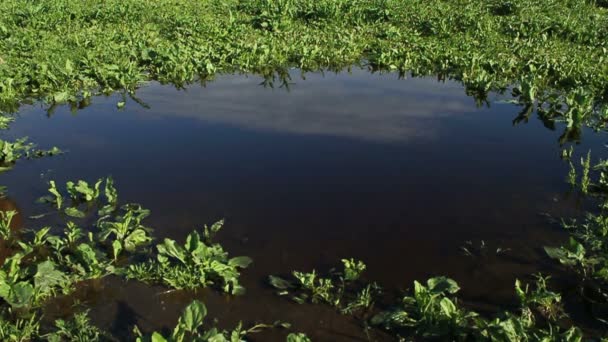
[427,277,460,294]
[105,176,118,205]
[98,204,115,216]
[53,92,69,103]
[48,180,63,210]
[112,240,123,260]
[76,243,99,267]
[34,260,66,290]
[150,332,168,342]
[157,239,187,264]
[7,282,34,308]
[268,275,292,290]
[228,256,252,268]
[180,300,207,333]
[124,229,151,251]
[286,333,312,342]
[0,271,11,299]
[64,207,86,218]
[439,297,456,317]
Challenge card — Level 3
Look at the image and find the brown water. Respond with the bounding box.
[2,69,605,340]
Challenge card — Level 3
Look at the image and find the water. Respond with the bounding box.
[2,69,605,340]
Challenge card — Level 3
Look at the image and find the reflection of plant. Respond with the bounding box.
[127,220,251,295]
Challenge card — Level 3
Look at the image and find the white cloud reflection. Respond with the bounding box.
[134,69,477,142]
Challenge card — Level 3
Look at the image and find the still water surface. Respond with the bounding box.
[3,69,605,340]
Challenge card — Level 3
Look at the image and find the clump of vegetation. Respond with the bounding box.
[135,300,293,342]
[0,137,61,173]
[126,220,252,295]
[0,0,607,140]
[0,177,254,339]
[270,261,582,340]
[544,151,608,325]
[0,311,40,342]
[45,311,106,342]
[269,258,380,315]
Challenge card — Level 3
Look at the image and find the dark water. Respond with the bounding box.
[3,69,606,340]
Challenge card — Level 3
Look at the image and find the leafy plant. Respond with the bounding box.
[371,276,582,340]
[134,300,285,342]
[286,333,311,342]
[269,259,380,314]
[46,311,105,342]
[0,210,17,241]
[515,275,566,322]
[581,150,591,194]
[0,311,40,342]
[66,179,103,202]
[567,161,577,187]
[127,220,251,294]
[97,204,152,260]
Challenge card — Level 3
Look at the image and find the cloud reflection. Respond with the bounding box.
[135,69,477,142]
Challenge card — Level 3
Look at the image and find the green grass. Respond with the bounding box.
[0,0,607,128]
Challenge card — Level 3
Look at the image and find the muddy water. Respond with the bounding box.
[2,69,605,340]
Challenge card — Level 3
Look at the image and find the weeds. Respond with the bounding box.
[269,259,380,314]
[0,209,16,241]
[0,311,39,342]
[126,221,251,295]
[370,276,581,340]
[0,177,254,340]
[545,150,608,325]
[0,138,60,173]
[46,311,105,342]
[134,300,288,342]
[0,0,606,139]
[581,151,592,194]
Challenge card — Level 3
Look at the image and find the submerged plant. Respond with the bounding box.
[0,311,40,342]
[0,210,17,241]
[269,259,380,314]
[66,180,103,203]
[581,151,592,194]
[134,300,286,342]
[0,138,60,173]
[45,311,105,342]
[371,276,582,340]
[97,204,152,260]
[127,220,251,294]
[515,275,565,322]
[567,161,577,188]
[286,333,311,342]
[0,176,253,340]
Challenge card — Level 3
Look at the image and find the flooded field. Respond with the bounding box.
[2,69,605,340]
